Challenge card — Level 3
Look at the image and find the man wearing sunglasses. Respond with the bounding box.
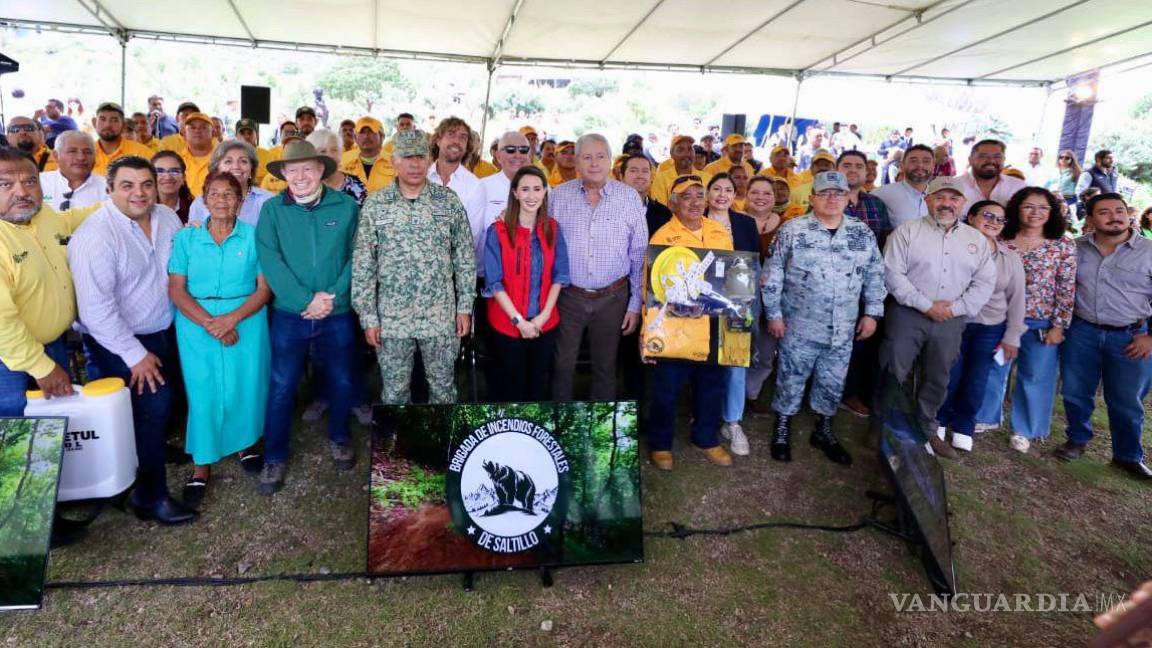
[477,131,533,268]
[6,117,56,172]
[550,133,647,401]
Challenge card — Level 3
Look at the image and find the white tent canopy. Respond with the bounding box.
[4,0,1152,87]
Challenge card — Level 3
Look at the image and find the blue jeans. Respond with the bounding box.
[85,331,173,505]
[938,321,1006,436]
[723,366,746,423]
[1060,318,1152,462]
[0,336,70,416]
[648,363,724,451]
[1010,318,1061,440]
[264,310,356,464]
[975,359,1012,427]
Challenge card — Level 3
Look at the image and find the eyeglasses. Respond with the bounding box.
[502,145,531,155]
[978,211,1007,223]
[1020,204,1052,214]
[6,124,35,134]
[155,167,184,176]
[1058,155,1072,160]
[60,189,74,211]
[814,190,847,199]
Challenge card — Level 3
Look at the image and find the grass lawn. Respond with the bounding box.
[1,383,1149,647]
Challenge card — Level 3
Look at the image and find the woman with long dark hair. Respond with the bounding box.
[482,166,570,402]
[980,187,1076,453]
[936,201,1025,452]
[706,173,761,456]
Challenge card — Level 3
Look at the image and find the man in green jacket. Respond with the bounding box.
[352,130,475,404]
[255,140,359,495]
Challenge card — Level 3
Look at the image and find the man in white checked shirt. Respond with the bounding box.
[549,133,648,401]
[68,155,196,526]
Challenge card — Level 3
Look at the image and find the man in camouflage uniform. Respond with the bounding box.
[352,130,475,404]
[762,171,887,465]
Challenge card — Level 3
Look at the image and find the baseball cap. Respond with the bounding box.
[355,117,383,134]
[812,149,836,164]
[394,130,430,157]
[670,174,705,195]
[235,118,258,134]
[926,176,964,196]
[96,101,125,116]
[556,140,575,152]
[770,144,790,156]
[671,134,694,148]
[518,125,537,137]
[176,101,200,114]
[183,112,213,127]
[812,171,848,193]
[724,134,747,147]
[295,106,317,119]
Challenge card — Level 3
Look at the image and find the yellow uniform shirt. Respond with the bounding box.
[93,139,156,176]
[657,158,675,173]
[159,134,219,154]
[260,173,287,195]
[548,166,579,188]
[0,204,99,378]
[138,137,161,153]
[255,146,274,185]
[381,139,396,160]
[471,159,499,179]
[339,147,358,168]
[342,156,396,193]
[650,216,734,251]
[780,204,809,222]
[701,157,754,178]
[32,146,57,173]
[650,165,711,206]
[179,148,214,197]
[759,166,811,189]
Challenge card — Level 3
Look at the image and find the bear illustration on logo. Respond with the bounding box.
[482,460,537,515]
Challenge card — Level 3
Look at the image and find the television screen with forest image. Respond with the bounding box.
[368,401,643,575]
[1,417,67,611]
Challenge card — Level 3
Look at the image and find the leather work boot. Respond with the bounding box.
[811,414,853,465]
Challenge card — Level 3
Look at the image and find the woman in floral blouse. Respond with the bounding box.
[990,187,1076,453]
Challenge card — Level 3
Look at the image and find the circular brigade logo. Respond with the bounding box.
[446,417,569,554]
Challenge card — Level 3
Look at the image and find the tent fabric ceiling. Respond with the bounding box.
[2,0,1150,85]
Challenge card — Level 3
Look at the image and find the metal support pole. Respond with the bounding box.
[478,61,496,151]
[787,74,803,149]
[119,37,127,106]
[1033,83,1056,146]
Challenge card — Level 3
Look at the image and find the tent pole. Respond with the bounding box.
[787,74,803,149]
[479,61,496,154]
[118,31,128,106]
[1034,83,1055,146]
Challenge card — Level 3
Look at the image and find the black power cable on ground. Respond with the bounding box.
[43,511,882,591]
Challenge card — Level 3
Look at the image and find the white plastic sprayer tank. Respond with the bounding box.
[24,377,137,502]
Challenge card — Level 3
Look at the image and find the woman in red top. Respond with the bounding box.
[483,166,571,402]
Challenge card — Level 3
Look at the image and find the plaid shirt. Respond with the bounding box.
[549,179,648,312]
[844,191,892,248]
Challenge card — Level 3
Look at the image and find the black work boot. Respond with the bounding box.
[811,414,853,465]
[770,413,792,462]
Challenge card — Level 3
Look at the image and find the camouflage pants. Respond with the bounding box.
[771,335,853,417]
[377,336,459,405]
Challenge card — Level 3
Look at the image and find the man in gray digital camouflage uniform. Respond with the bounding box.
[761,171,887,466]
[352,130,475,404]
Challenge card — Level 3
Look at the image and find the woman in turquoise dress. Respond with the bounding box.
[169,171,272,508]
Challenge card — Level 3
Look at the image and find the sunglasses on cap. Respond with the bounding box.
[671,175,704,192]
[503,145,531,155]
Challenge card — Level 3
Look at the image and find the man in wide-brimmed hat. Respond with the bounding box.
[255,139,360,496]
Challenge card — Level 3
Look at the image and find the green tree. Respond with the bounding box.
[568,78,619,99]
[317,58,414,114]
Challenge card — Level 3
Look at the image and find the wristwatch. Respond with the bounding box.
[511,315,522,325]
